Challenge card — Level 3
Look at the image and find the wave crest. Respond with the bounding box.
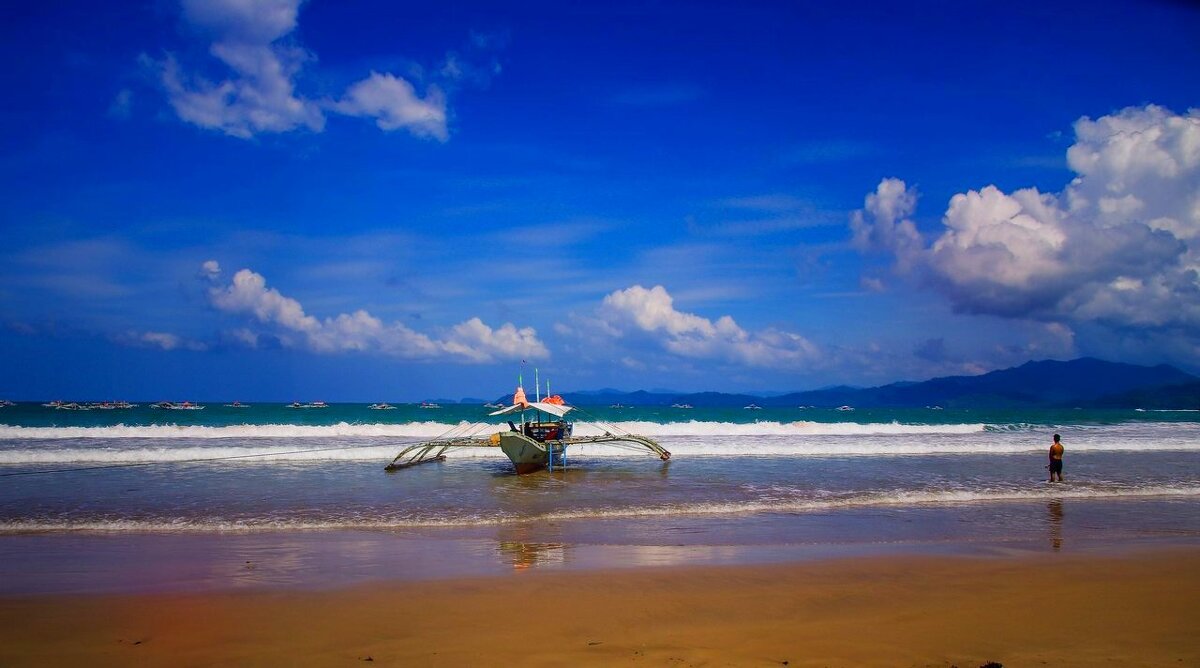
[0,420,986,440]
[2,484,1197,533]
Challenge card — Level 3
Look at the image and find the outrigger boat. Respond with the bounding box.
[385,384,670,474]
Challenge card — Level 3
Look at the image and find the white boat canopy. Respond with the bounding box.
[488,402,573,418]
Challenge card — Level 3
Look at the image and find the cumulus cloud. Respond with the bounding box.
[849,177,923,270]
[158,0,449,140]
[200,259,221,280]
[206,265,547,362]
[161,0,323,138]
[333,72,448,140]
[596,285,820,368]
[852,104,1200,330]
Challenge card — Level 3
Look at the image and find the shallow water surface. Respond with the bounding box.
[2,406,1199,592]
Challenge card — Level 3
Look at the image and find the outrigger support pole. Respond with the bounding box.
[563,434,671,461]
[384,437,486,471]
[384,430,670,473]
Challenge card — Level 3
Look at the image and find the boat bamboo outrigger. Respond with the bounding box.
[385,383,670,474]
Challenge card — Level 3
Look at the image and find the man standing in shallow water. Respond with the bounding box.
[1048,433,1065,482]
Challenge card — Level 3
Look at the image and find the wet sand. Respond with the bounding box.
[1,548,1196,667]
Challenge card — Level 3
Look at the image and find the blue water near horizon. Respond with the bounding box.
[2,401,1196,430]
[1,401,1198,592]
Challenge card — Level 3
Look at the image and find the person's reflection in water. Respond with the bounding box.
[1047,498,1064,551]
[496,525,566,571]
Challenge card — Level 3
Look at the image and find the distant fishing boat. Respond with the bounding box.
[743,403,763,410]
[387,383,670,475]
[151,401,204,410]
[419,402,442,409]
[87,401,135,410]
[368,403,396,410]
[609,403,626,409]
[224,401,250,408]
[671,403,693,409]
[0,400,15,407]
[836,405,855,411]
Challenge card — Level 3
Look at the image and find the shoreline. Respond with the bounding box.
[4,508,1198,597]
[1,547,1196,666]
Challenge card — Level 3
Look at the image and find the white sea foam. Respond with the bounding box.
[0,421,464,440]
[4,424,1200,464]
[2,484,1197,533]
[0,420,987,440]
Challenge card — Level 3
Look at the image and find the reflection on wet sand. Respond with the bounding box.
[497,540,567,570]
[496,525,566,571]
[1048,498,1064,551]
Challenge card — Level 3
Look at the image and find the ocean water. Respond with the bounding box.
[2,402,1199,592]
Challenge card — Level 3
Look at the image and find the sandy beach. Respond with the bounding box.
[1,548,1196,667]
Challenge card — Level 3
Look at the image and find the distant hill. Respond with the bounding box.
[1090,380,1200,410]
[557,358,1198,409]
[772,358,1197,409]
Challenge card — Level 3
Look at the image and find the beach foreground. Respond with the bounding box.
[1,549,1196,667]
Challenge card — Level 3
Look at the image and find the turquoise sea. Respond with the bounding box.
[2,402,1199,593]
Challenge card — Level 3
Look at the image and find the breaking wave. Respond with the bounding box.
[2,431,1200,464]
[0,420,986,440]
[2,484,1197,533]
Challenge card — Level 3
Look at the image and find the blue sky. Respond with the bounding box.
[1,0,1198,401]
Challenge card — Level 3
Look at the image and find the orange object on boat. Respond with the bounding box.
[512,386,529,407]
[543,394,564,405]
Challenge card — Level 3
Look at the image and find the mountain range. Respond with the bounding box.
[516,358,1200,409]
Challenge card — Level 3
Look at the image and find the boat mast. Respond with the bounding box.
[518,373,525,425]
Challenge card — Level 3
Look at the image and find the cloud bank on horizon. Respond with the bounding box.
[853,105,1199,353]
[202,261,548,363]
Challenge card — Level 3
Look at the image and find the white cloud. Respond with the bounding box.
[443,317,545,362]
[119,330,209,352]
[159,0,449,140]
[160,0,322,138]
[849,177,923,271]
[200,259,221,280]
[181,0,299,43]
[226,327,260,348]
[334,72,448,140]
[210,268,319,334]
[852,104,1200,330]
[207,265,547,362]
[597,285,819,368]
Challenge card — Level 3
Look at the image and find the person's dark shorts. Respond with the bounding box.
[1049,459,1063,473]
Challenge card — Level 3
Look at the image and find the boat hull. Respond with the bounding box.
[499,432,558,474]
